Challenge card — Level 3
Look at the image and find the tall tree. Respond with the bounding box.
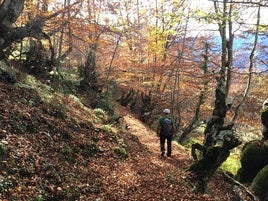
[0,0,80,61]
[0,0,28,57]
[189,0,240,192]
[188,0,268,192]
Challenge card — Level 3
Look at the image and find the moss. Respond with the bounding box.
[46,98,68,119]
[96,90,115,115]
[221,152,241,176]
[102,124,116,134]
[250,165,268,200]
[114,146,128,159]
[235,141,268,183]
[93,108,108,123]
[184,138,202,149]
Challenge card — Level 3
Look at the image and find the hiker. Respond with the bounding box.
[157,109,175,157]
[261,98,268,143]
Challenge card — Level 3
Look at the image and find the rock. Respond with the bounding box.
[235,140,268,183]
[250,165,268,201]
[0,67,16,83]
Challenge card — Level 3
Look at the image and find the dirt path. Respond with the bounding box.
[98,106,236,200]
[116,105,191,166]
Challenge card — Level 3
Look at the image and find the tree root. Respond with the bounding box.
[221,171,259,201]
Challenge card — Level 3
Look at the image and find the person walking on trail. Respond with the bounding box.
[157,109,175,157]
[261,98,268,143]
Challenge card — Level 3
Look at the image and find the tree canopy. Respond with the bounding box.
[1,0,268,199]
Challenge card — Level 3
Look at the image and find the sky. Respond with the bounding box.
[187,0,268,70]
[184,0,268,38]
[190,0,268,25]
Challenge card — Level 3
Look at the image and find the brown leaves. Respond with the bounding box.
[0,82,238,200]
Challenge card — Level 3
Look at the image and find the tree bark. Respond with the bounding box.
[0,0,70,55]
[0,0,25,51]
[0,0,25,35]
[189,134,241,192]
[0,1,47,57]
[79,42,100,93]
[189,0,238,193]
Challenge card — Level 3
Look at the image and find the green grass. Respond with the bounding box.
[220,151,241,175]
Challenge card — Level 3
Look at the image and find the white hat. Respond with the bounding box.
[263,99,268,109]
[163,109,170,114]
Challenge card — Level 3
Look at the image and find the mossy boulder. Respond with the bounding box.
[250,165,268,201]
[235,140,268,183]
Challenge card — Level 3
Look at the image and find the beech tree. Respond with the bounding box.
[0,0,81,61]
[189,0,268,193]
[0,0,30,58]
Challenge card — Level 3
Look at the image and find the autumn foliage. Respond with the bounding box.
[1,0,268,200]
[0,81,239,200]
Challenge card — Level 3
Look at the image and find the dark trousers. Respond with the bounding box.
[262,125,268,140]
[160,134,172,156]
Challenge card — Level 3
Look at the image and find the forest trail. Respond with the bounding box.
[103,105,237,200]
[0,81,237,200]
[115,105,191,170]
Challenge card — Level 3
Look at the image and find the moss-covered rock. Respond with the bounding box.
[250,165,268,201]
[235,140,268,183]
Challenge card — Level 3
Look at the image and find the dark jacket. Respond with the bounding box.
[261,108,268,140]
[157,115,175,137]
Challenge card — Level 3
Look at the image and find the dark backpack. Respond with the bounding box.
[160,117,173,136]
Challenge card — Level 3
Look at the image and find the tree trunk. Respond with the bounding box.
[140,91,154,123]
[118,89,135,107]
[0,0,25,35]
[0,1,47,50]
[179,42,209,144]
[189,133,241,192]
[79,43,99,92]
[0,0,25,54]
[189,0,238,192]
[0,1,66,59]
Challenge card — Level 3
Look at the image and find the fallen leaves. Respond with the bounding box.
[0,83,238,200]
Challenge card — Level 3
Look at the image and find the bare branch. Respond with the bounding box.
[231,3,261,123]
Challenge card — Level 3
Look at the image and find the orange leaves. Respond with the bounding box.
[0,80,240,200]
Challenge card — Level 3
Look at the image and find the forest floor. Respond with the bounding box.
[111,106,237,201]
[0,81,246,200]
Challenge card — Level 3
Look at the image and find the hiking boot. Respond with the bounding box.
[161,152,165,157]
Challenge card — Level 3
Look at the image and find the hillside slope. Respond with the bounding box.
[0,81,237,200]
